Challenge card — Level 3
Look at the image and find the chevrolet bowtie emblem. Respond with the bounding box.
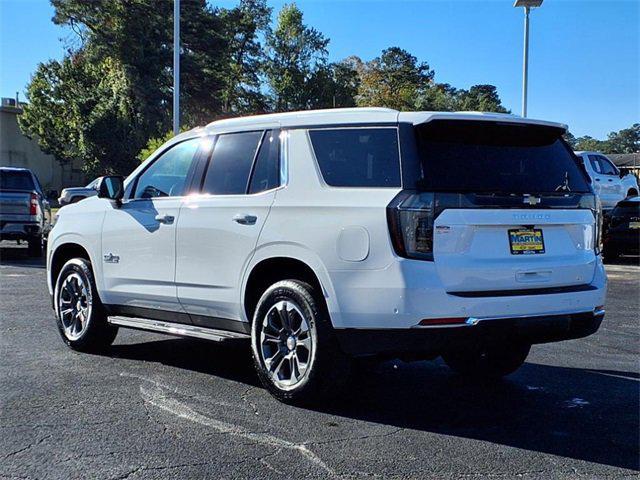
[524,195,541,206]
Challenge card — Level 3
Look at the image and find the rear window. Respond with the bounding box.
[0,171,35,191]
[309,128,401,187]
[415,121,590,194]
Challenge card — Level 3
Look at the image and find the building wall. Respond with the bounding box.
[0,105,86,194]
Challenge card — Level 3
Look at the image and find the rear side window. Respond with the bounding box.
[309,128,401,187]
[249,130,280,194]
[0,171,35,191]
[202,131,262,195]
[415,121,591,194]
[589,156,602,174]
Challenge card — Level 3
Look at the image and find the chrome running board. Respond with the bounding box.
[107,316,249,342]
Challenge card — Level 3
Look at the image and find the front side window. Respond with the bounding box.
[309,128,401,187]
[134,138,200,199]
[202,131,262,195]
[598,156,618,175]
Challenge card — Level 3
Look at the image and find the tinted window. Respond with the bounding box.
[598,156,618,175]
[0,171,35,190]
[249,130,280,194]
[309,128,401,187]
[202,131,262,195]
[134,138,200,198]
[415,121,590,194]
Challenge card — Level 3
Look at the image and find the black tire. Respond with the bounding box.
[442,343,531,378]
[250,280,351,404]
[27,237,43,257]
[627,189,638,198]
[54,258,118,352]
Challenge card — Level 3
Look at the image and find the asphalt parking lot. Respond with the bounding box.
[1,244,638,479]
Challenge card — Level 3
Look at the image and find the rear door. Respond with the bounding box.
[100,137,203,313]
[414,120,597,294]
[176,129,280,325]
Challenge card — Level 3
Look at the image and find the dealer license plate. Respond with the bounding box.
[508,228,545,255]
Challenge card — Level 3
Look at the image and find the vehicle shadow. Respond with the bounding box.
[0,244,45,269]
[104,337,639,472]
[604,255,640,266]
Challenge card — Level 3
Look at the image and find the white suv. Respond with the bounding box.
[47,108,607,403]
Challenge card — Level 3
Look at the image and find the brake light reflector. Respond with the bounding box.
[419,317,467,326]
[29,193,38,216]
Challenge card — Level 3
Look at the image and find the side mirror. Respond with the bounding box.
[97,176,125,202]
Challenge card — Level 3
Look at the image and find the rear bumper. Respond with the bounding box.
[336,310,604,357]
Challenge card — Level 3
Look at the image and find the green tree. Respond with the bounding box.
[606,124,640,153]
[574,136,607,152]
[563,131,578,149]
[19,53,142,177]
[265,3,329,111]
[454,84,509,113]
[218,0,272,114]
[355,47,434,110]
[21,0,272,176]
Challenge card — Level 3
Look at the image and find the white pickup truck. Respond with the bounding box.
[575,151,639,212]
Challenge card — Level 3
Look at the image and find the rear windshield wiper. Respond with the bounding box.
[554,171,571,192]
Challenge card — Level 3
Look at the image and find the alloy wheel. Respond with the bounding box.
[58,272,92,341]
[259,300,314,390]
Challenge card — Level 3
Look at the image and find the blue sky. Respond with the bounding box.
[1,0,638,138]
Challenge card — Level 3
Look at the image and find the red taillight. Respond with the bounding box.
[29,193,38,215]
[419,317,468,326]
[386,191,435,261]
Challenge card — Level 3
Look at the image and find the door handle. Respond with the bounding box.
[233,214,257,225]
[155,214,175,224]
[595,178,600,181]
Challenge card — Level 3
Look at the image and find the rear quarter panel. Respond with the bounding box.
[252,129,401,327]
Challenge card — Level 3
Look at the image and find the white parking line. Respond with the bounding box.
[133,379,337,478]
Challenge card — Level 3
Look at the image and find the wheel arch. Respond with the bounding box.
[50,242,94,293]
[242,251,339,327]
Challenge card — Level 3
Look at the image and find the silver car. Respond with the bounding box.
[58,178,99,206]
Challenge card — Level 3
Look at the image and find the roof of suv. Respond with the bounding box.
[0,167,32,172]
[201,107,567,134]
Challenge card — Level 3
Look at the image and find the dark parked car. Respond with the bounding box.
[0,167,52,256]
[603,196,640,260]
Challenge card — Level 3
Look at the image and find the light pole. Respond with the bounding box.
[173,0,180,135]
[514,0,543,117]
